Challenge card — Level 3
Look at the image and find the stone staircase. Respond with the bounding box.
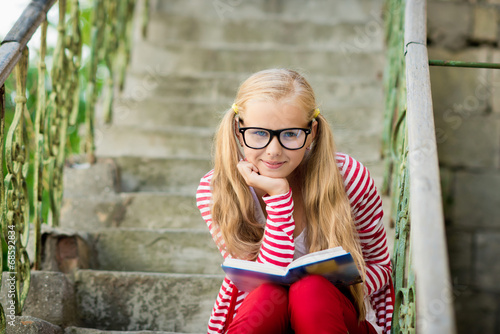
[7,1,393,333]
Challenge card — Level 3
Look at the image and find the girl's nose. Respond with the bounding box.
[266,136,282,156]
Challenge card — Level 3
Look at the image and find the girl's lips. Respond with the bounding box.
[262,161,286,169]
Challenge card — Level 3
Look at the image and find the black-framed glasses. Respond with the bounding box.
[238,122,312,150]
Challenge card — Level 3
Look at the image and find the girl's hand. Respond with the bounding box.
[237,160,289,196]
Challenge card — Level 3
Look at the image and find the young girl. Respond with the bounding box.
[196,69,394,334]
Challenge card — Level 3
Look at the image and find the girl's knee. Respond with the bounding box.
[290,275,332,295]
[289,275,347,309]
[249,283,289,316]
[254,283,289,304]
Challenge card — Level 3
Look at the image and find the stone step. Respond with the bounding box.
[130,39,384,80]
[107,92,383,134]
[147,12,383,50]
[151,0,383,24]
[74,270,222,332]
[95,125,213,159]
[94,121,382,164]
[104,98,227,130]
[118,73,383,122]
[98,156,212,194]
[87,228,220,274]
[61,192,203,230]
[65,328,198,334]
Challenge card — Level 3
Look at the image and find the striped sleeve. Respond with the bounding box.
[196,170,295,333]
[256,190,295,266]
[196,170,230,260]
[336,153,391,295]
[336,153,394,333]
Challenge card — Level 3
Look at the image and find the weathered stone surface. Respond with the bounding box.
[492,50,500,115]
[429,47,490,118]
[63,159,119,197]
[472,5,498,42]
[130,39,385,81]
[117,75,383,125]
[104,156,212,194]
[427,2,473,49]
[475,232,500,291]
[74,270,222,332]
[90,228,220,274]
[6,316,63,334]
[445,230,472,285]
[152,0,384,23]
[452,171,500,227]
[118,193,203,229]
[335,131,383,164]
[0,272,76,327]
[147,12,384,50]
[64,327,188,334]
[434,115,500,169]
[61,195,123,230]
[61,193,203,230]
[33,225,94,273]
[108,96,226,129]
[453,291,497,334]
[95,125,214,159]
[439,167,454,220]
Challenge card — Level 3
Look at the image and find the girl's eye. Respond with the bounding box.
[250,130,269,137]
[282,130,300,138]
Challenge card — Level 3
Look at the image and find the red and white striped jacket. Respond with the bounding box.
[196,153,394,334]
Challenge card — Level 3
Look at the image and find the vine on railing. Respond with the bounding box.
[46,0,82,227]
[5,46,32,318]
[383,0,416,332]
[0,0,139,330]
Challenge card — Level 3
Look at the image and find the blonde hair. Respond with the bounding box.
[211,68,366,320]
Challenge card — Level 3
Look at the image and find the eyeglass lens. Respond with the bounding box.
[244,129,307,149]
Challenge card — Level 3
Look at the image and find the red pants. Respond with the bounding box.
[225,275,377,334]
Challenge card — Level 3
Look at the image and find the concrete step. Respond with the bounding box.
[151,0,383,24]
[104,97,227,130]
[95,125,213,159]
[65,328,199,334]
[147,12,383,50]
[107,89,383,131]
[87,228,220,274]
[94,123,381,163]
[61,192,203,231]
[117,73,383,122]
[74,270,222,332]
[130,40,384,80]
[98,156,212,194]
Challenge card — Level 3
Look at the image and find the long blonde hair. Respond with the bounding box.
[211,68,367,320]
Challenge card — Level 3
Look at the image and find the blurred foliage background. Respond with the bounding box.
[1,2,107,270]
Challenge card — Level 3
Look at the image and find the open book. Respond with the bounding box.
[221,246,362,292]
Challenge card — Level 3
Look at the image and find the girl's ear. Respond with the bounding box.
[310,119,318,141]
[234,117,244,146]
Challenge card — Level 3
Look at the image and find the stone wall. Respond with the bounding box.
[427,1,500,333]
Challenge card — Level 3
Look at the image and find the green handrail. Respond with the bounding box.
[383,0,416,332]
[383,0,457,333]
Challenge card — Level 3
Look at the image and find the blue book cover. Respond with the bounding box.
[221,246,362,292]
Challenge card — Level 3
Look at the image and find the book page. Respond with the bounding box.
[223,258,286,276]
[287,246,346,270]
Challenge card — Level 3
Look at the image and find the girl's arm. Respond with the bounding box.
[256,189,295,266]
[339,154,392,296]
[196,170,295,268]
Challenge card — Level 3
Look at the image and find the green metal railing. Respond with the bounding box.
[0,0,138,331]
[383,0,414,331]
[383,0,457,333]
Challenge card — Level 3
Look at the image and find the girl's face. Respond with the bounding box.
[237,100,317,180]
